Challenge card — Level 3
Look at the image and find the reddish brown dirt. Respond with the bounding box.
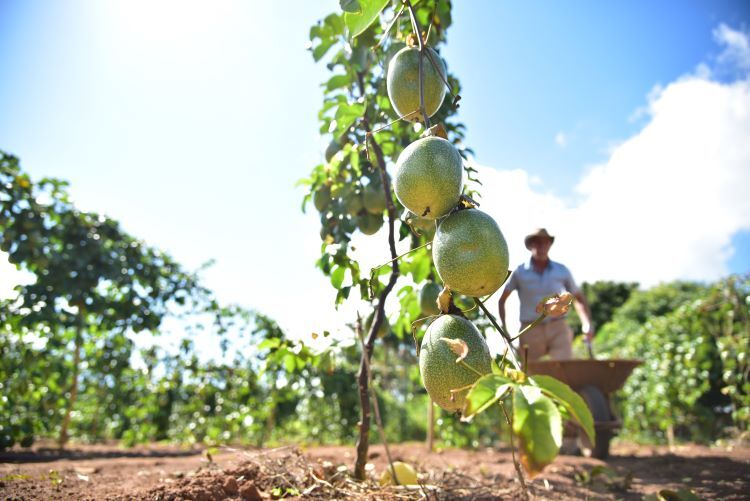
[1,441,748,500]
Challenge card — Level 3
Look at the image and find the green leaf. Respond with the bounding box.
[491,359,503,375]
[283,354,297,373]
[334,103,364,135]
[376,264,392,277]
[339,0,361,13]
[324,14,345,36]
[312,38,336,62]
[258,338,281,351]
[531,374,595,446]
[350,148,360,171]
[330,266,346,289]
[412,255,431,283]
[325,74,351,92]
[513,385,562,478]
[461,374,513,421]
[343,0,388,39]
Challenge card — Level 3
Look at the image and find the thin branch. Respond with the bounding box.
[375,4,406,49]
[459,360,485,378]
[404,0,432,128]
[502,398,529,500]
[410,314,438,356]
[423,48,460,104]
[364,113,418,139]
[369,241,431,296]
[402,0,461,108]
[353,100,402,480]
[512,313,546,341]
[474,299,521,369]
[355,314,399,485]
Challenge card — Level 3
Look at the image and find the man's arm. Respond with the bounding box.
[572,291,595,342]
[498,288,512,330]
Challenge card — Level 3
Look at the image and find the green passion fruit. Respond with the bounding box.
[403,210,436,238]
[387,46,447,121]
[419,282,443,316]
[313,185,331,212]
[394,136,462,220]
[357,212,383,235]
[419,314,492,412]
[362,182,387,214]
[432,209,509,297]
[343,192,364,216]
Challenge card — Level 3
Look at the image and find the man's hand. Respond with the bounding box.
[581,322,594,343]
[573,291,595,343]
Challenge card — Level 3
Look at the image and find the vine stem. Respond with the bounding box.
[355,315,399,485]
[512,313,547,341]
[474,299,522,369]
[370,241,431,281]
[459,359,484,378]
[502,398,529,501]
[353,104,401,480]
[404,0,431,128]
[375,3,406,49]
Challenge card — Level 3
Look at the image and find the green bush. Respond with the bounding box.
[598,276,749,442]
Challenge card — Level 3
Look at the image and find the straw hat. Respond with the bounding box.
[524,228,555,249]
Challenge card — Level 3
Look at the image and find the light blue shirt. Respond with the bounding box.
[503,259,581,324]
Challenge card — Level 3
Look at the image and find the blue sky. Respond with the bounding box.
[1,1,749,354]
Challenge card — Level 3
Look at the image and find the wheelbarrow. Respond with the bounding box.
[526,358,641,459]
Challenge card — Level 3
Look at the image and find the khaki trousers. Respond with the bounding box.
[519,319,573,361]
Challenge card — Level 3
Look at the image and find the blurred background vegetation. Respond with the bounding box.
[1,148,748,451]
[2,0,748,455]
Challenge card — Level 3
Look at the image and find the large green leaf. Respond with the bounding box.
[461,374,513,421]
[531,374,595,445]
[513,385,562,478]
[333,103,365,136]
[343,0,389,39]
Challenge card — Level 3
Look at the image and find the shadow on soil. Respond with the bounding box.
[605,452,750,500]
[0,447,203,464]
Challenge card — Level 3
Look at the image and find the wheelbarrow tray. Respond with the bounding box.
[526,359,642,394]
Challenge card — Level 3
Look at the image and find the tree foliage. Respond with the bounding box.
[597,277,749,442]
[568,280,639,337]
[0,150,489,451]
[1,152,202,332]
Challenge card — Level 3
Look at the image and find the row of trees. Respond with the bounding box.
[1,152,746,449]
[0,151,495,450]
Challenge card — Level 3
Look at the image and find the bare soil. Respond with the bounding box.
[1,440,748,500]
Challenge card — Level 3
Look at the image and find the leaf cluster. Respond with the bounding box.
[460,358,595,476]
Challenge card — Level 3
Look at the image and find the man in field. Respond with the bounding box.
[497,228,594,360]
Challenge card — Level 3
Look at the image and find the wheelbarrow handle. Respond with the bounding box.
[584,336,595,360]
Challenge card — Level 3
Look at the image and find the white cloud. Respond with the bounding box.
[4,23,749,355]
[476,29,750,302]
[554,132,568,147]
[714,24,750,72]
